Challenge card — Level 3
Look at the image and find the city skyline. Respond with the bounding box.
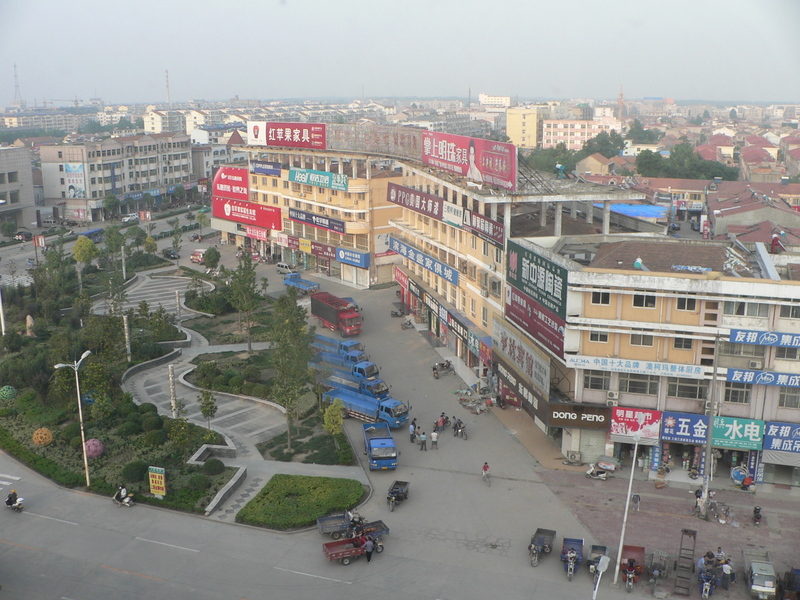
[1,0,800,107]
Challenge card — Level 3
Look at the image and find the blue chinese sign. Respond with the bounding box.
[336,248,369,268]
[289,168,348,192]
[388,236,458,285]
[730,329,800,348]
[764,421,800,454]
[661,411,709,444]
[251,160,281,176]
[711,416,764,450]
[727,369,800,388]
[289,208,345,235]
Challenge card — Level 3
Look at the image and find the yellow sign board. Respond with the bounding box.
[299,238,312,253]
[148,466,166,497]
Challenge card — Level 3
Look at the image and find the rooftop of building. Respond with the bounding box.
[589,239,733,274]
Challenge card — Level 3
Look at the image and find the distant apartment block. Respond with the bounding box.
[0,146,38,229]
[478,94,511,108]
[505,105,551,150]
[541,117,622,151]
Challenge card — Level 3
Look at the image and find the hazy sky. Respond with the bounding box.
[2,0,799,107]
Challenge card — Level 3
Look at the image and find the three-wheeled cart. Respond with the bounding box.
[360,520,390,544]
[620,545,646,593]
[561,537,584,581]
[322,536,384,566]
[316,511,357,540]
[528,528,557,567]
[387,480,410,512]
[778,569,800,600]
[588,544,608,582]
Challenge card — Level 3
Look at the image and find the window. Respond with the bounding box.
[9,191,19,204]
[0,174,5,184]
[723,301,768,317]
[724,381,751,404]
[495,247,502,263]
[719,341,764,358]
[630,333,654,347]
[470,235,477,250]
[779,387,800,409]
[776,347,799,360]
[667,377,707,400]
[591,291,610,305]
[584,370,610,390]
[59,164,64,172]
[470,298,476,317]
[481,306,488,327]
[677,297,697,311]
[780,305,800,319]
[633,294,656,308]
[620,373,659,395]
[589,331,608,343]
[483,241,489,256]
[674,337,693,350]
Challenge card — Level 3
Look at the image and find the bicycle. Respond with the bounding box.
[482,470,491,487]
[631,492,641,512]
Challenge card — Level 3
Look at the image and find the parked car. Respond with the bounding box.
[13,231,32,241]
[669,222,681,231]
[190,249,206,264]
[121,213,138,223]
[277,262,297,274]
[197,207,211,213]
[691,220,701,232]
[162,248,180,259]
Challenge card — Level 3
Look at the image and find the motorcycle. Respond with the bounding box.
[453,421,468,440]
[753,506,762,527]
[401,319,414,330]
[390,309,404,318]
[433,414,451,432]
[432,360,453,379]
[585,464,609,480]
[625,561,638,593]
[113,487,135,508]
[699,569,716,598]
[5,496,24,512]
[495,394,507,409]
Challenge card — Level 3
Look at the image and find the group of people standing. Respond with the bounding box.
[409,417,450,451]
[697,547,735,592]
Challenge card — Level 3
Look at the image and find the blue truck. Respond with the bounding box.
[283,272,320,295]
[325,372,390,399]
[362,422,398,470]
[314,333,364,356]
[323,388,408,429]
[312,352,379,379]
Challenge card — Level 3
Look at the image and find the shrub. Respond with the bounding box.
[228,376,244,392]
[122,459,149,482]
[116,421,142,437]
[141,415,163,432]
[0,424,83,487]
[243,365,261,381]
[61,422,81,441]
[138,403,158,414]
[251,383,269,398]
[70,436,83,450]
[212,375,228,391]
[188,474,211,491]
[203,458,225,476]
[144,429,167,447]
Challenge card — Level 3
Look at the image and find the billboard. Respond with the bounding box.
[565,355,705,379]
[65,163,86,198]
[212,197,282,230]
[289,208,346,235]
[763,422,800,454]
[462,208,504,249]
[661,412,709,444]
[507,240,568,320]
[386,183,443,220]
[711,416,764,450]
[610,407,662,445]
[388,236,458,285]
[730,329,800,348]
[727,369,800,388]
[422,132,517,191]
[250,160,282,176]
[247,121,327,149]
[549,403,610,430]
[336,248,370,268]
[212,166,249,201]
[289,168,348,192]
[491,318,550,395]
[504,284,564,358]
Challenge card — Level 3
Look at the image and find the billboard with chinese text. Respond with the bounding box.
[212,197,282,230]
[247,121,327,149]
[421,132,517,191]
[504,284,564,358]
[610,407,662,445]
[289,168,348,192]
[212,166,249,201]
[388,236,458,285]
[711,416,764,450]
[506,240,568,320]
[386,183,443,220]
[491,318,550,395]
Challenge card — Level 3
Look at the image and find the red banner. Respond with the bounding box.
[610,407,662,441]
[394,266,409,289]
[287,235,300,250]
[212,166,249,201]
[245,225,269,241]
[422,132,517,191]
[504,284,564,358]
[311,241,336,259]
[387,183,443,220]
[212,197,282,230]
[248,121,327,149]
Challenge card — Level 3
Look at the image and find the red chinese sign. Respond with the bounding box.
[610,407,662,441]
[421,132,517,191]
[245,225,269,241]
[212,197,282,230]
[212,166,249,201]
[248,121,327,149]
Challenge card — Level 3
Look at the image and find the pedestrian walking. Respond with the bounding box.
[418,431,427,451]
[409,421,416,443]
[362,537,375,563]
[430,430,439,449]
[721,560,732,591]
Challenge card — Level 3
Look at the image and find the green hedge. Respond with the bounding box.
[236,474,363,530]
[0,424,84,487]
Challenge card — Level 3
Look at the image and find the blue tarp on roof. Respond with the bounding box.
[593,203,668,219]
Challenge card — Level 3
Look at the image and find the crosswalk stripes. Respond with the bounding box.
[94,274,198,315]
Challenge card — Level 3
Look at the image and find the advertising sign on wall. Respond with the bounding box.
[491,318,550,395]
[245,225,269,241]
[661,412,709,444]
[148,466,166,497]
[212,166,249,201]
[442,202,463,228]
[247,121,327,149]
[504,284,564,358]
[386,183,443,220]
[65,163,86,198]
[727,369,800,388]
[495,352,540,411]
[566,356,705,379]
[506,240,568,320]
[549,403,610,430]
[336,248,370,268]
[730,329,800,348]
[711,416,764,450]
[421,132,517,191]
[311,241,336,260]
[289,168,348,192]
[212,197,282,230]
[462,208,504,249]
[250,160,282,176]
[288,208,346,235]
[610,407,662,445]
[388,236,458,285]
[394,266,409,290]
[763,422,800,454]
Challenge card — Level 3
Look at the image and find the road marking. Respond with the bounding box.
[0,473,22,481]
[25,513,78,525]
[0,538,39,551]
[135,537,200,552]
[273,566,352,584]
[101,564,164,581]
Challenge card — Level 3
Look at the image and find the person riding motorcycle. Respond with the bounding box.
[5,489,17,507]
[454,419,465,437]
[113,486,128,506]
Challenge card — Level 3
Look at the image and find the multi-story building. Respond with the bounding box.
[144,110,186,134]
[40,131,193,221]
[541,117,622,151]
[0,110,92,130]
[506,105,552,150]
[0,146,38,229]
[478,94,511,108]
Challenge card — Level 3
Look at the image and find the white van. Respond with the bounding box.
[42,218,58,227]
[276,262,297,274]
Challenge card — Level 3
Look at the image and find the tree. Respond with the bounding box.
[198,389,218,429]
[626,119,662,144]
[126,225,147,250]
[196,212,210,236]
[144,236,157,256]
[635,149,665,177]
[703,110,711,119]
[229,253,260,352]
[73,235,99,291]
[729,108,738,120]
[0,221,16,241]
[171,231,183,264]
[204,246,220,270]
[135,117,144,129]
[267,288,315,451]
[103,194,120,220]
[522,143,577,174]
[173,185,186,205]
[185,211,195,227]
[323,398,345,440]
[104,225,125,271]
[579,130,625,159]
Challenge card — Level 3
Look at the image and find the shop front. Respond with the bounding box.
[660,411,709,478]
[495,351,549,429]
[709,416,764,482]
[549,403,611,463]
[274,234,371,287]
[609,407,662,470]
[756,421,798,485]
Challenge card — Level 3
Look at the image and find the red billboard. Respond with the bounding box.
[212,166,249,201]
[422,132,517,191]
[504,284,565,358]
[212,197,282,230]
[248,121,327,150]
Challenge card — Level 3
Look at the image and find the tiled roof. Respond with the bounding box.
[745,135,776,148]
[589,240,728,273]
[694,145,718,161]
[708,134,734,146]
[740,145,773,163]
[724,221,800,245]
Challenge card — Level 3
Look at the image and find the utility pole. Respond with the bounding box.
[165,70,171,106]
[701,333,721,519]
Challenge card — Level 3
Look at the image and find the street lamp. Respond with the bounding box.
[612,428,643,586]
[54,350,92,488]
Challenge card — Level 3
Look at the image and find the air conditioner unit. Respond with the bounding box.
[607,391,619,400]
[748,360,763,370]
[489,262,497,272]
[480,290,489,298]
[606,399,618,407]
[566,451,581,464]
[704,401,712,415]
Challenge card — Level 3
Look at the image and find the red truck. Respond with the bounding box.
[311,292,363,337]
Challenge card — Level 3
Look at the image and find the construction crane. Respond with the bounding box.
[42,96,83,108]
